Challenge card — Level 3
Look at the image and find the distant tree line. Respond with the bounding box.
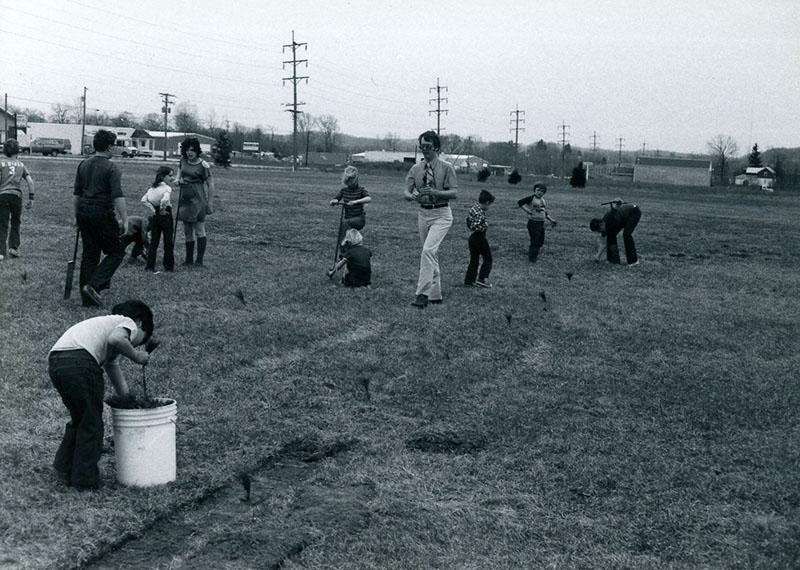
[8,100,799,187]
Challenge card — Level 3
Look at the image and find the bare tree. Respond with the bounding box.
[317,114,340,152]
[297,113,316,162]
[49,102,74,123]
[173,101,200,133]
[140,113,163,131]
[383,132,400,150]
[707,134,739,183]
[207,108,218,132]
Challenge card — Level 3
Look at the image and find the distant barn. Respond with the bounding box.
[633,156,712,187]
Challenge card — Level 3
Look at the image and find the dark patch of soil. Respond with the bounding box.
[406,429,487,454]
[105,396,173,409]
[86,438,370,570]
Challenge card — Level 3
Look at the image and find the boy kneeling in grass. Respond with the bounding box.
[327,228,372,287]
[48,300,153,490]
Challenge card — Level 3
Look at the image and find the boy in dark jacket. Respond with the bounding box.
[590,198,642,265]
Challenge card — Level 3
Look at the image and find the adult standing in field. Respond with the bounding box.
[176,137,214,267]
[0,139,35,261]
[590,198,642,265]
[404,130,458,308]
[74,129,129,307]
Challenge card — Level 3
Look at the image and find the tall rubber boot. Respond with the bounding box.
[183,241,195,266]
[195,236,207,266]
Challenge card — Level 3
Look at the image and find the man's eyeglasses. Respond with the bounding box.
[418,143,435,151]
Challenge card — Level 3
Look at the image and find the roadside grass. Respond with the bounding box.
[0,157,798,569]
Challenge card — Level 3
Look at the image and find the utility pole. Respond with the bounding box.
[428,77,448,135]
[4,93,8,143]
[558,121,570,178]
[509,105,525,167]
[282,30,308,172]
[80,87,87,156]
[159,92,176,161]
[616,137,625,167]
[641,141,647,156]
[590,131,599,157]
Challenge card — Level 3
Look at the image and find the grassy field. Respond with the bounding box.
[1,156,798,569]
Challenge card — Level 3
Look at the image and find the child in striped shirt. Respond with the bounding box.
[464,190,495,288]
[330,166,371,243]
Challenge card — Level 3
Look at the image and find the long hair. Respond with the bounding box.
[152,166,174,188]
[180,137,202,158]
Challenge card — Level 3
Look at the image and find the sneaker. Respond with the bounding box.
[475,280,492,288]
[628,260,640,267]
[0,255,4,261]
[429,298,443,304]
[8,248,19,258]
[464,282,474,287]
[81,284,103,307]
[410,294,428,308]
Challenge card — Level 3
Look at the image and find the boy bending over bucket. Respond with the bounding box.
[48,300,154,490]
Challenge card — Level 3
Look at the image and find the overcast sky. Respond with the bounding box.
[2,0,798,154]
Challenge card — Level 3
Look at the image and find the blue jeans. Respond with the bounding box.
[49,349,105,488]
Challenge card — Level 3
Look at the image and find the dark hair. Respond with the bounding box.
[3,139,20,157]
[589,218,602,232]
[533,182,547,194]
[93,129,117,152]
[418,130,441,151]
[180,137,202,158]
[152,166,174,188]
[111,300,154,342]
[478,190,495,204]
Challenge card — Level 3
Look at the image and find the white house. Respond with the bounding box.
[735,166,775,189]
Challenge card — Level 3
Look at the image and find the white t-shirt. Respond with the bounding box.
[50,315,138,366]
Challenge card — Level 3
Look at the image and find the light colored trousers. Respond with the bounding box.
[416,206,453,299]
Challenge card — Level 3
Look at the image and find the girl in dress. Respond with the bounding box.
[176,137,214,266]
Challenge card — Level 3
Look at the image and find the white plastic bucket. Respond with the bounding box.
[110,398,177,487]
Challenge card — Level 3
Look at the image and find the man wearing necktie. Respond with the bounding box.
[404,130,458,308]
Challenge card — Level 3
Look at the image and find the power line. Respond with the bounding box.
[159,93,176,161]
[428,77,448,135]
[509,105,525,166]
[617,136,625,166]
[282,31,308,172]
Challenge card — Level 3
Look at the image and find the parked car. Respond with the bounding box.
[135,147,154,158]
[108,144,136,158]
[29,138,72,156]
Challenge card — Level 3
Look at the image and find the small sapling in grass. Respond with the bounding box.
[566,272,574,281]
[234,289,246,305]
[504,311,513,326]
[238,472,252,502]
[538,291,547,303]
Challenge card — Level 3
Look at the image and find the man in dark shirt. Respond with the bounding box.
[74,130,129,307]
[590,199,641,265]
